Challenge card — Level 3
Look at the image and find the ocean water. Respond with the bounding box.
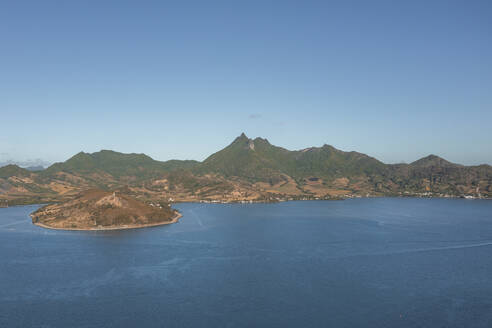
[1,198,492,328]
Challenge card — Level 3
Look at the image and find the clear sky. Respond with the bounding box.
[1,0,491,166]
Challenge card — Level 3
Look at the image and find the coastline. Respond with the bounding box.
[8,193,490,208]
[31,212,182,231]
[171,194,492,204]
[14,195,492,231]
[5,194,491,210]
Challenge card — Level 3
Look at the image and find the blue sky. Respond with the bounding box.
[1,0,491,166]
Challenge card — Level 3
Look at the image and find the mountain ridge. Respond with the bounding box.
[0,133,490,205]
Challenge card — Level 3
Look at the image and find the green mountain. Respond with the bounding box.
[285,145,388,179]
[409,154,457,168]
[43,150,198,180]
[198,133,290,183]
[388,155,491,195]
[198,134,491,197]
[0,164,31,178]
[199,133,388,182]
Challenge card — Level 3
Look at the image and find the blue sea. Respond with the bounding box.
[1,198,492,327]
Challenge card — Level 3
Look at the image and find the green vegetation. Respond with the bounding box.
[0,164,31,178]
[42,150,198,180]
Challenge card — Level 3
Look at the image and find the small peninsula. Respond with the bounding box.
[30,189,180,230]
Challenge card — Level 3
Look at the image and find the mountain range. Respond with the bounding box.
[1,133,490,205]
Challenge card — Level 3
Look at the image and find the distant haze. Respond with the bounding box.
[1,1,491,166]
[0,159,51,170]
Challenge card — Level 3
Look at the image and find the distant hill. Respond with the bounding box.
[388,154,490,196]
[409,154,458,168]
[43,150,198,179]
[0,164,31,178]
[0,159,50,170]
[0,134,491,205]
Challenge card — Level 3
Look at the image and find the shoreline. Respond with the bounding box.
[171,195,492,204]
[3,195,491,210]
[7,194,491,208]
[31,212,182,231]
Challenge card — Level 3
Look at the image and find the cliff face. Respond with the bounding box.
[31,189,178,230]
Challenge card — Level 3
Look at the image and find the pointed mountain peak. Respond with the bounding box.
[322,144,337,150]
[235,132,249,141]
[67,151,92,160]
[230,133,251,146]
[228,134,276,152]
[411,154,455,167]
[231,134,273,147]
[423,154,441,160]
